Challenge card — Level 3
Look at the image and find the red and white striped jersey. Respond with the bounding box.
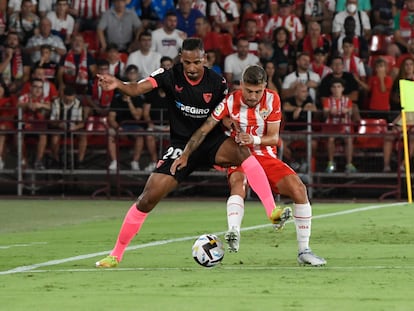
[212,89,282,157]
[72,0,108,19]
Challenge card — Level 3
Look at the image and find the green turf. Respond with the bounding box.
[1,200,413,311]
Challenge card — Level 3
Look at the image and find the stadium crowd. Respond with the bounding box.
[0,0,412,174]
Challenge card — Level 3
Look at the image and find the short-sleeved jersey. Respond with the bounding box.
[147,63,228,143]
[212,89,282,158]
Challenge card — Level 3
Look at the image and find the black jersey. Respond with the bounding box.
[149,63,228,142]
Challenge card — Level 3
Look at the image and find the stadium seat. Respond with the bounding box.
[355,118,388,149]
[85,116,108,146]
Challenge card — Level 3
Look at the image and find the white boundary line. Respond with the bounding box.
[0,242,47,249]
[0,202,407,275]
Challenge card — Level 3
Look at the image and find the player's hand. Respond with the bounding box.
[97,74,119,91]
[170,154,188,175]
[237,132,253,146]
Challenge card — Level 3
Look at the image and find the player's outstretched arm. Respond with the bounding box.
[170,116,219,175]
[97,74,154,97]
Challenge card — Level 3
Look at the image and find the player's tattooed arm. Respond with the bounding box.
[170,116,219,174]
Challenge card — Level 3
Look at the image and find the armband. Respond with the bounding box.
[252,135,261,145]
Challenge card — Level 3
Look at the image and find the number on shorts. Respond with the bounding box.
[163,147,183,160]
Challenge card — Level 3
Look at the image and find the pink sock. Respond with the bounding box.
[241,155,275,218]
[110,203,148,262]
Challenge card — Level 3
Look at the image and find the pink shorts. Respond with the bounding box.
[227,155,296,194]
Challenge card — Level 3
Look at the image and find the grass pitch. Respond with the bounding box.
[0,199,413,311]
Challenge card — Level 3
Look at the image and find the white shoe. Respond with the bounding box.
[297,249,327,266]
[0,158,4,170]
[224,227,240,252]
[144,162,156,172]
[131,161,140,171]
[108,160,117,171]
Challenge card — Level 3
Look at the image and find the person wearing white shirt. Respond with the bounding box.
[332,0,371,40]
[282,52,321,101]
[127,31,162,80]
[151,11,186,60]
[224,37,260,85]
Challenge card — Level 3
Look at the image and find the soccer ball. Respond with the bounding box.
[192,234,225,268]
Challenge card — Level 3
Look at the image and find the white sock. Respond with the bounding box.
[294,202,312,252]
[227,195,244,232]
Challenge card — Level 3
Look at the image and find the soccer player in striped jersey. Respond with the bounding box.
[172,65,326,266]
[95,38,285,268]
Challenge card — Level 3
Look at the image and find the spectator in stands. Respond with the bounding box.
[18,78,51,170]
[21,66,59,103]
[264,0,304,46]
[342,36,367,87]
[49,85,87,168]
[257,41,275,67]
[104,43,126,80]
[334,15,369,62]
[282,83,319,171]
[332,0,371,41]
[126,31,162,80]
[90,60,115,116]
[392,40,414,80]
[143,56,172,132]
[33,44,59,84]
[303,0,335,34]
[151,11,186,60]
[264,60,282,93]
[390,57,414,112]
[383,112,414,172]
[97,0,142,54]
[194,16,221,52]
[46,0,74,46]
[192,0,207,16]
[127,0,174,31]
[175,0,204,37]
[311,47,332,79]
[0,10,6,44]
[236,18,263,55]
[323,78,357,173]
[70,0,108,33]
[57,33,97,117]
[393,0,414,55]
[209,0,240,35]
[206,50,223,75]
[271,26,296,78]
[297,21,331,61]
[0,31,31,95]
[336,0,371,13]
[107,64,158,172]
[25,17,66,64]
[372,0,399,35]
[318,56,360,105]
[7,0,37,14]
[224,37,260,87]
[281,52,320,101]
[361,58,393,121]
[7,0,39,46]
[0,80,15,170]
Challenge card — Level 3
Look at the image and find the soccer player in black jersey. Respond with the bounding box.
[95,38,283,268]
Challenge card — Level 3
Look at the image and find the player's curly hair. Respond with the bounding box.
[242,65,267,85]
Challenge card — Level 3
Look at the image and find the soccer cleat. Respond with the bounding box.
[297,249,327,266]
[224,227,240,252]
[345,163,357,173]
[270,206,292,230]
[95,255,119,268]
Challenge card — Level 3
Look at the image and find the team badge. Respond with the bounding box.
[259,108,270,120]
[203,93,212,103]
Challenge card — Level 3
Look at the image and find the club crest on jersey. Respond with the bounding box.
[175,85,184,92]
[203,93,212,103]
[259,108,270,120]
